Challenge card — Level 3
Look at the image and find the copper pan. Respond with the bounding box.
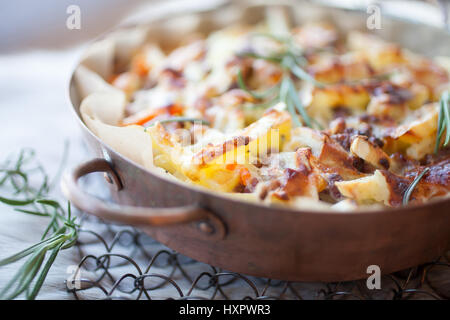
[62,0,450,282]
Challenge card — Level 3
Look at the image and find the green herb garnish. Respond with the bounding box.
[236,33,324,128]
[402,167,430,206]
[0,148,78,300]
[434,90,450,153]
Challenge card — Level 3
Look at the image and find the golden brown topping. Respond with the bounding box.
[307,54,374,84]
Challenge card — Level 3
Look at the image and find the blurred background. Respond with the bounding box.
[0,0,447,53]
[0,0,147,53]
[0,0,230,53]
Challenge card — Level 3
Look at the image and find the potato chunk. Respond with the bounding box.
[337,166,449,207]
[284,127,365,180]
[347,32,406,72]
[385,103,439,159]
[146,109,291,192]
[307,53,374,84]
[194,108,291,166]
[335,170,391,206]
[350,135,391,170]
[258,148,328,203]
[308,84,370,120]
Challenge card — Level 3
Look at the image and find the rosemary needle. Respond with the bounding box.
[0,148,78,300]
[434,90,450,153]
[402,167,430,206]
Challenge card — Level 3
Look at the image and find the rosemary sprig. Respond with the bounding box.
[434,90,450,153]
[0,148,78,300]
[402,167,430,206]
[144,117,210,131]
[236,33,325,129]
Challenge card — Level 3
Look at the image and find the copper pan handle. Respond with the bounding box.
[60,158,210,227]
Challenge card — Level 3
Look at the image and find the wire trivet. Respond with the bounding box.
[66,213,449,300]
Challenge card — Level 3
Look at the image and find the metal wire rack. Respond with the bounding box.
[66,212,449,300]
